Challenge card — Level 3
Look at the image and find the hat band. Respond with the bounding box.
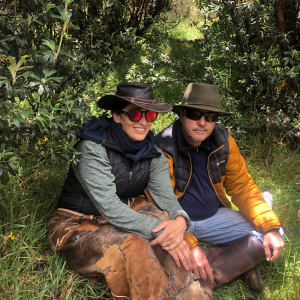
[182,101,222,109]
[123,97,156,105]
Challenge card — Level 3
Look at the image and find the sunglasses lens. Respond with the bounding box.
[205,113,218,122]
[129,109,142,122]
[146,111,157,122]
[185,109,201,121]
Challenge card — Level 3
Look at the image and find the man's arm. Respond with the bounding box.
[224,134,284,260]
[224,134,281,232]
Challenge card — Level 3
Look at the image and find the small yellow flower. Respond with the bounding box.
[9,231,15,240]
[43,136,48,142]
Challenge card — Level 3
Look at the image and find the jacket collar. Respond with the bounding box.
[101,123,160,161]
[173,120,224,154]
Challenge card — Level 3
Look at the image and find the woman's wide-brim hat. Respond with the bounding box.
[172,83,233,116]
[97,82,172,113]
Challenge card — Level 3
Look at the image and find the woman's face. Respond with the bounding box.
[113,103,154,141]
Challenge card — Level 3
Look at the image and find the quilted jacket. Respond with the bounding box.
[155,120,281,247]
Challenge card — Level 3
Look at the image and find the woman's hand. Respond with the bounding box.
[166,240,191,270]
[150,216,187,250]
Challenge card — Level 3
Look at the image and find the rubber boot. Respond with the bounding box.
[210,235,266,290]
[202,244,264,293]
[201,247,223,264]
[199,248,223,299]
[240,267,264,293]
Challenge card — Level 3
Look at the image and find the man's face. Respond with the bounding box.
[180,109,216,147]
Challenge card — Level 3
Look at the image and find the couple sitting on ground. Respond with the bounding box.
[48,82,284,300]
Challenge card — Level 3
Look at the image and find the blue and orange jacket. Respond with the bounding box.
[153,120,281,248]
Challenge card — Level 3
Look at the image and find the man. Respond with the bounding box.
[155,83,284,297]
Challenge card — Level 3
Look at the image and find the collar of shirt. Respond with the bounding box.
[183,135,211,151]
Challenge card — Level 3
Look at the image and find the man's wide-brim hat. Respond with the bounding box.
[172,83,232,116]
[97,82,172,113]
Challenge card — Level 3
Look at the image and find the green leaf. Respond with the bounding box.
[17,66,34,71]
[0,152,14,158]
[66,11,72,19]
[0,79,9,88]
[0,40,10,50]
[46,3,56,10]
[22,71,34,77]
[7,162,17,176]
[0,167,10,185]
[43,52,56,63]
[42,39,56,52]
[33,18,44,25]
[16,55,30,70]
[57,5,66,18]
[50,13,65,20]
[7,56,17,68]
[38,84,44,95]
[48,77,63,82]
[13,119,20,128]
[43,68,57,77]
[5,80,11,93]
[35,115,47,125]
[27,81,40,87]
[28,74,41,80]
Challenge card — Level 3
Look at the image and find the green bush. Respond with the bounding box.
[0,0,171,184]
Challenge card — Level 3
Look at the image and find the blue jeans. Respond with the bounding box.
[190,207,285,246]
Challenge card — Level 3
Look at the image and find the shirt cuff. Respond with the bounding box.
[184,232,199,248]
[264,228,279,235]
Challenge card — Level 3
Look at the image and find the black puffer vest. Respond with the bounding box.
[57,126,161,215]
[155,120,230,199]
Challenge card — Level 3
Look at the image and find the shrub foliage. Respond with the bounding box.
[194,0,300,142]
[0,0,171,183]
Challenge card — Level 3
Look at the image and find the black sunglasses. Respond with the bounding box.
[122,108,158,122]
[185,109,219,122]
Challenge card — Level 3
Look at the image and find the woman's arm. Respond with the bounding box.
[73,140,163,239]
[146,146,191,249]
[146,146,191,230]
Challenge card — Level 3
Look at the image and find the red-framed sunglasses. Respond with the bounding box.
[122,109,158,122]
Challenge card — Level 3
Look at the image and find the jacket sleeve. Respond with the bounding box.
[224,134,281,232]
[145,146,191,232]
[73,140,163,240]
[147,149,198,248]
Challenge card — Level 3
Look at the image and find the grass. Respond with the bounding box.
[1,134,300,299]
[1,2,300,298]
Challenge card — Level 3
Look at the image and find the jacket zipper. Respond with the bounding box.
[177,149,193,200]
[207,145,229,207]
[129,170,133,184]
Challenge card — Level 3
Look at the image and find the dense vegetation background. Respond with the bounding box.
[0,0,299,299]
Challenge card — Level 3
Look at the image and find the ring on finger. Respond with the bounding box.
[166,241,170,246]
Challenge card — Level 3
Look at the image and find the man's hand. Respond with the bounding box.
[150,216,187,250]
[190,246,214,282]
[167,240,191,270]
[263,232,284,261]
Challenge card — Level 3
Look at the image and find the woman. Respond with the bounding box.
[48,83,208,300]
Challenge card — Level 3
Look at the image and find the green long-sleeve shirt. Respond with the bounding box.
[72,140,191,240]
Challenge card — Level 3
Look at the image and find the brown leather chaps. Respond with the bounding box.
[48,199,209,300]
